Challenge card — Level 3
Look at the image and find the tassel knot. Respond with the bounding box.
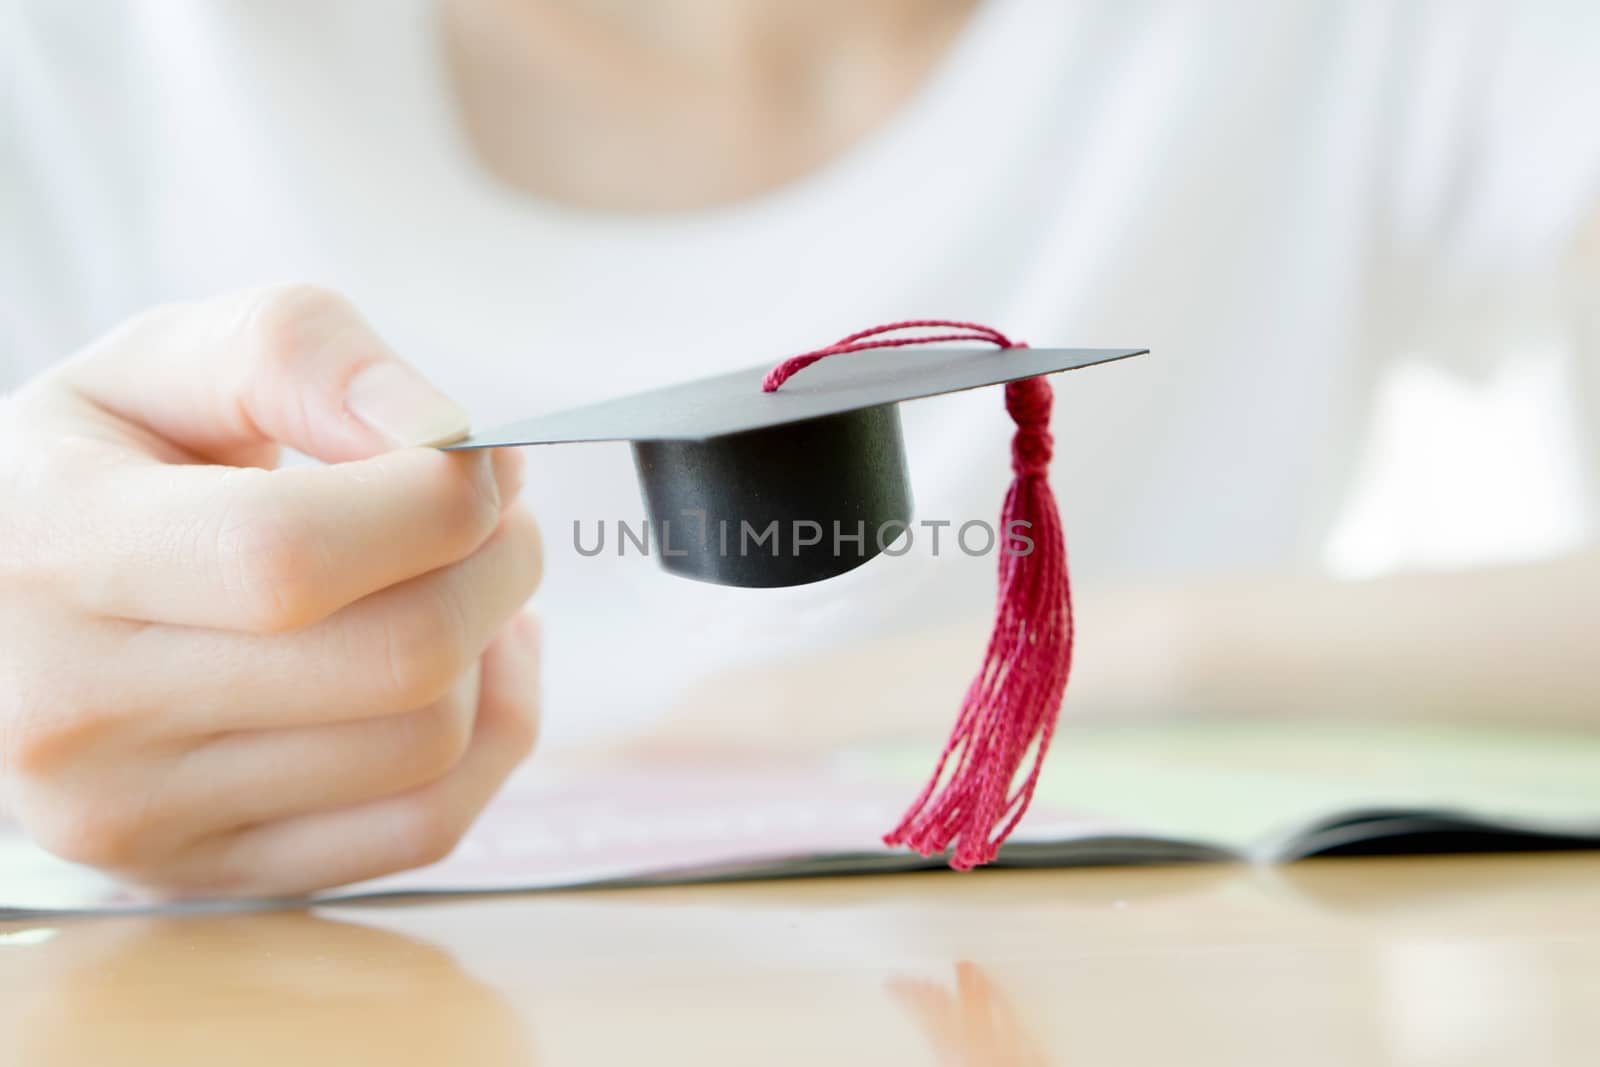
[1005,378,1054,477]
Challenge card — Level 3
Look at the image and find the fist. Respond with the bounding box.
[0,285,542,897]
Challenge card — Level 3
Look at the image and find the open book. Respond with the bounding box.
[4,719,1598,917]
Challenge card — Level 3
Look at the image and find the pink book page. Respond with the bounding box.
[1,758,1130,917]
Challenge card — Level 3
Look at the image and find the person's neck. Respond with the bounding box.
[444,0,978,213]
[523,0,948,66]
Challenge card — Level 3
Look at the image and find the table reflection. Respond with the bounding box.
[1,858,1597,1066]
[0,911,535,1067]
[890,961,1051,1066]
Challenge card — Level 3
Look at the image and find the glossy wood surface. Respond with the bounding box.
[3,854,1598,1066]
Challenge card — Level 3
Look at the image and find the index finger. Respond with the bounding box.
[40,444,524,631]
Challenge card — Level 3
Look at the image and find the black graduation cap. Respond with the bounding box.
[444,330,1144,588]
[445,321,1146,871]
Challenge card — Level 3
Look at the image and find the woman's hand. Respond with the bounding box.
[0,285,543,898]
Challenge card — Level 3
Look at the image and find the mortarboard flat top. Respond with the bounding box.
[444,345,1146,588]
[446,346,1144,449]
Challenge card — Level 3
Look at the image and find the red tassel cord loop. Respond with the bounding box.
[762,320,1017,392]
[764,323,1075,870]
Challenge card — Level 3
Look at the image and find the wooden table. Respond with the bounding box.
[2,853,1597,1065]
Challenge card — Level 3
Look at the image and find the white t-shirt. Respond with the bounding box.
[5,0,1599,745]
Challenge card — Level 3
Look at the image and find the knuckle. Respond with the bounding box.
[393,798,465,869]
[375,593,472,708]
[4,717,77,778]
[23,793,153,871]
[499,506,545,595]
[213,475,330,632]
[503,697,540,762]
[242,283,355,372]
[491,667,541,762]
[399,698,474,784]
[2,682,120,779]
[234,284,372,447]
[421,454,502,559]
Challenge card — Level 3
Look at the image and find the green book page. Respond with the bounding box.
[856,719,1600,852]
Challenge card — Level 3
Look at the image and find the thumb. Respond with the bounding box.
[59,284,470,465]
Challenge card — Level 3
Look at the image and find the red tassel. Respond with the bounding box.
[765,323,1075,870]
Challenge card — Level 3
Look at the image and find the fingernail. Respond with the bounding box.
[346,362,471,448]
